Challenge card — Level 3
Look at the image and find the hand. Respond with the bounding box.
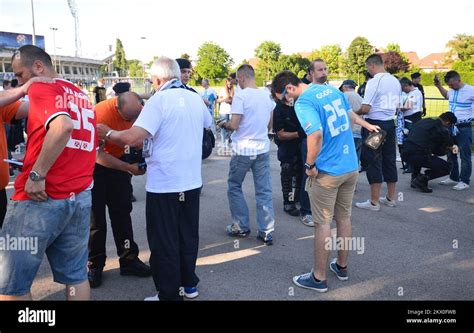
[127,163,146,176]
[367,124,380,133]
[21,76,55,95]
[97,124,112,140]
[306,167,318,178]
[451,145,459,154]
[434,75,441,87]
[422,107,427,117]
[25,179,48,202]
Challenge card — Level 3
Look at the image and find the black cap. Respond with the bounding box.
[113,82,131,94]
[176,58,192,70]
[339,79,357,91]
[411,72,421,79]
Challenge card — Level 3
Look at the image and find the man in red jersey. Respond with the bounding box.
[0,45,97,300]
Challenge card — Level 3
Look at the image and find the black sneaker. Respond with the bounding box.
[257,231,273,245]
[412,175,433,193]
[284,204,300,217]
[88,267,103,288]
[120,258,152,277]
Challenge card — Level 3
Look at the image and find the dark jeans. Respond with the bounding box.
[280,155,302,206]
[0,189,6,228]
[300,139,312,216]
[402,152,450,181]
[449,125,472,184]
[88,164,139,268]
[146,188,200,301]
[362,119,398,184]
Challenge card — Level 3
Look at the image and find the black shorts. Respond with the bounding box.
[362,119,398,184]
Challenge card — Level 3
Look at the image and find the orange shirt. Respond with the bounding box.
[0,101,21,189]
[94,97,133,158]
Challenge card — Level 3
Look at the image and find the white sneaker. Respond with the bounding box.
[439,177,458,185]
[453,182,470,191]
[300,214,315,227]
[144,294,160,301]
[379,196,397,207]
[355,200,381,211]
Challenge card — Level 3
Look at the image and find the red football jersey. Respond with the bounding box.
[13,79,97,200]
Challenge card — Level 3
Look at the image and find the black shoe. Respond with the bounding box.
[131,195,137,202]
[88,267,103,288]
[412,175,433,193]
[284,204,300,217]
[120,258,152,277]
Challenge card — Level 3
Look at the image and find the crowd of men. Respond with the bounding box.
[0,45,472,300]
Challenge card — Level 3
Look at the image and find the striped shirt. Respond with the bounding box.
[448,84,474,124]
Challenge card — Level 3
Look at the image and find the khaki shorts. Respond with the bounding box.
[306,171,358,225]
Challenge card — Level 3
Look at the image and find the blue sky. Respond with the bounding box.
[0,0,473,64]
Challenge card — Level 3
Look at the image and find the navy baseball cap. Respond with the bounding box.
[339,79,357,91]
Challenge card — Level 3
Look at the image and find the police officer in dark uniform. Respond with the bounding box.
[272,98,306,216]
[401,112,458,193]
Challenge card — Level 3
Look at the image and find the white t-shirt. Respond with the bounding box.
[231,87,275,156]
[363,73,401,121]
[448,84,474,123]
[403,88,423,117]
[133,88,213,193]
[218,87,232,115]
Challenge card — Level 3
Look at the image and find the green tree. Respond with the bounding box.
[273,54,311,78]
[127,59,144,77]
[446,34,474,71]
[180,53,191,60]
[343,36,373,84]
[195,42,233,83]
[254,41,282,80]
[113,38,128,76]
[310,44,343,76]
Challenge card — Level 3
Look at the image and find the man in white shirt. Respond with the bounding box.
[435,71,474,190]
[97,57,212,301]
[400,77,423,126]
[221,65,275,245]
[355,54,401,211]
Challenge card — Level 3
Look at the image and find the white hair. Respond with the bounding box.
[150,56,181,81]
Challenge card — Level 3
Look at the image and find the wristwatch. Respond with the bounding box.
[304,163,315,170]
[29,171,45,181]
[105,130,114,139]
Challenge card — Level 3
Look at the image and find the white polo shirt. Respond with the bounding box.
[403,88,423,117]
[133,88,213,193]
[231,87,275,156]
[363,73,401,121]
[448,84,474,123]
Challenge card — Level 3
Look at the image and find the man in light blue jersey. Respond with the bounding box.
[271,71,379,292]
[435,71,474,191]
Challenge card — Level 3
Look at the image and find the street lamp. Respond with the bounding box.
[50,27,58,72]
[30,0,36,45]
[140,37,147,78]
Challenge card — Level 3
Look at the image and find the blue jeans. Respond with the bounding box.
[0,190,91,296]
[227,152,275,235]
[449,126,472,184]
[299,139,312,216]
[219,114,231,145]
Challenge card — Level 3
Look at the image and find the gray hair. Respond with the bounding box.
[150,56,181,81]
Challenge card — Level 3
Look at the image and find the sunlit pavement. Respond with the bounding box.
[14,144,474,300]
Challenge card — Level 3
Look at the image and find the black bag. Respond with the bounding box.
[202,129,215,160]
[365,129,387,150]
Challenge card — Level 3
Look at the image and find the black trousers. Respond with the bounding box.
[280,155,302,205]
[402,152,451,181]
[0,189,7,228]
[362,119,398,184]
[146,188,200,301]
[88,164,139,268]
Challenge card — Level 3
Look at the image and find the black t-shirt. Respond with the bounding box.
[404,118,453,155]
[93,86,106,104]
[272,102,304,162]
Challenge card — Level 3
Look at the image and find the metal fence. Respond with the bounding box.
[425,97,450,118]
